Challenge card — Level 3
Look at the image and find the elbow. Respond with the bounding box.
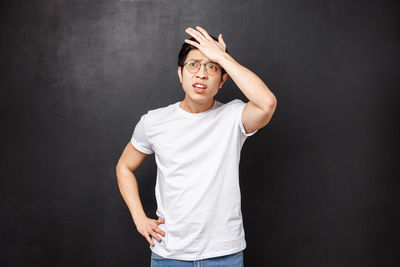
[116,162,136,178]
[261,96,277,113]
[267,94,277,108]
[115,160,122,174]
[115,163,127,178]
[115,164,121,179]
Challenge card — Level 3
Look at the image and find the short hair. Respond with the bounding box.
[177,35,229,77]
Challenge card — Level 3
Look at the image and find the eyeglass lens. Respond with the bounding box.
[186,61,219,75]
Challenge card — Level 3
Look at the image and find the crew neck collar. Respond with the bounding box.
[177,100,218,118]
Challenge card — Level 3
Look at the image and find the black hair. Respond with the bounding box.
[177,34,229,77]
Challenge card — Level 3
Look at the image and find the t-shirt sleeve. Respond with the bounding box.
[235,99,258,137]
[130,114,154,154]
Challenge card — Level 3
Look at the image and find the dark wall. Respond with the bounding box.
[1,0,399,266]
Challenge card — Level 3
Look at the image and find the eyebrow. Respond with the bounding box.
[187,58,219,64]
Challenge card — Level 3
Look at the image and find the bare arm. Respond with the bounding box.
[115,142,165,246]
[115,143,148,221]
[184,26,277,133]
[116,166,147,220]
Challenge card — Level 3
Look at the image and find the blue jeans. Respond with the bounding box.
[150,250,244,267]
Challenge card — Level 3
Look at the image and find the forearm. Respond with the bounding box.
[116,167,147,222]
[218,52,277,109]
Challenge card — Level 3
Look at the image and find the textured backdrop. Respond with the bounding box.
[1,0,399,266]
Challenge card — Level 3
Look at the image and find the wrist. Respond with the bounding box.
[217,52,234,68]
[132,211,147,222]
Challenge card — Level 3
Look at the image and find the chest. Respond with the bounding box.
[151,115,237,167]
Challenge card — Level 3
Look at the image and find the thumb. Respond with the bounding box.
[218,33,226,47]
[157,217,166,224]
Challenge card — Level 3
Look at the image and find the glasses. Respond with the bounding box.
[183,60,221,75]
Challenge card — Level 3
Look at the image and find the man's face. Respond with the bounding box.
[177,49,228,102]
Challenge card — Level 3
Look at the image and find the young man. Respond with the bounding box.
[116,26,277,265]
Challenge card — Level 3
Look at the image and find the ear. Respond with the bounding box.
[219,73,228,88]
[177,66,183,83]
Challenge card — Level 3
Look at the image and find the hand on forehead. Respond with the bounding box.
[184,26,227,64]
[187,49,216,63]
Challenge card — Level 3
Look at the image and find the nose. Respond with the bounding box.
[196,64,208,79]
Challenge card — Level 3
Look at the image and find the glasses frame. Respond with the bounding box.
[183,60,221,76]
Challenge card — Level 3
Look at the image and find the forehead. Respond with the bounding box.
[186,49,211,62]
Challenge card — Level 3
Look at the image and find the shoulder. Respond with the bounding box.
[144,102,178,122]
[215,99,244,108]
[219,99,246,113]
[224,98,245,107]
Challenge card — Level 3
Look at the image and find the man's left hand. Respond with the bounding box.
[184,26,227,64]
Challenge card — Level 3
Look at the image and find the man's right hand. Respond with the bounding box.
[134,216,166,246]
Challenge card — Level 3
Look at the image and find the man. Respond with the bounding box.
[116,26,277,266]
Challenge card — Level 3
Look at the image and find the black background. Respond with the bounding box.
[1,0,399,266]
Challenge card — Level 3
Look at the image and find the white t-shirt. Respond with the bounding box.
[130,98,258,261]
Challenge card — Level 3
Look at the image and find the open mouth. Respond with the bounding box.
[193,82,207,93]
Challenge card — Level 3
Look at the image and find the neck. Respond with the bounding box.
[180,97,215,114]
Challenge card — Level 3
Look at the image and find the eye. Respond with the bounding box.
[187,61,198,67]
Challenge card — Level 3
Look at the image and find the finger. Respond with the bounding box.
[188,27,208,42]
[186,27,207,43]
[195,26,214,42]
[145,233,155,246]
[184,39,199,48]
[150,230,163,242]
[154,227,166,237]
[157,218,166,224]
